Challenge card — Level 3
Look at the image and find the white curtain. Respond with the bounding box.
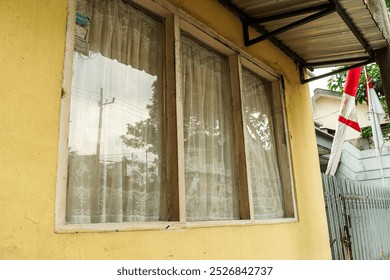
[241,68,284,219]
[181,35,239,221]
[86,0,161,75]
[66,0,165,223]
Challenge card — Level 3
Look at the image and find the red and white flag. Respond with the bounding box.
[365,70,385,158]
[325,67,362,176]
[365,68,386,186]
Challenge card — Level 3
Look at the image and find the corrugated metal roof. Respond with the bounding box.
[224,0,390,68]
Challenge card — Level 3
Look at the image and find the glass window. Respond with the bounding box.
[181,34,239,221]
[241,68,285,219]
[58,0,295,230]
[66,0,166,223]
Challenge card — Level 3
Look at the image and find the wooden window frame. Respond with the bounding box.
[55,0,296,233]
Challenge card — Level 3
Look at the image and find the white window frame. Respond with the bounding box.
[55,0,296,233]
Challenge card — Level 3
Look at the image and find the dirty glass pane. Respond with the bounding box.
[241,68,285,219]
[181,34,239,221]
[66,0,166,223]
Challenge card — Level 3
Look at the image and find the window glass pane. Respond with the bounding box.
[241,68,285,219]
[66,0,166,223]
[181,34,239,221]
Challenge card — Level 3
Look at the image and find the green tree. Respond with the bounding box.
[327,63,384,105]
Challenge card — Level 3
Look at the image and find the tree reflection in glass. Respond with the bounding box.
[66,53,165,223]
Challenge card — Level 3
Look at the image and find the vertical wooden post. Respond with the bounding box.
[375,46,390,111]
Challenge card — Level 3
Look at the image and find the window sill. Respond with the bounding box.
[55,218,298,233]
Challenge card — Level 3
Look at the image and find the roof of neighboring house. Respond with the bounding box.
[313,88,343,100]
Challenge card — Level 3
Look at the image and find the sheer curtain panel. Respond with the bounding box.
[181,34,239,221]
[241,68,285,219]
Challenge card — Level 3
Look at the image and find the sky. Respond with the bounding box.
[308,68,332,96]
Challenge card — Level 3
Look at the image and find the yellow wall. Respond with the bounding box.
[0,0,331,259]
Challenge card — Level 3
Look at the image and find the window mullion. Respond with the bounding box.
[165,14,180,221]
[230,54,253,220]
[174,14,187,223]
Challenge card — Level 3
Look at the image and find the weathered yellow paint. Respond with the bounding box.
[0,0,331,259]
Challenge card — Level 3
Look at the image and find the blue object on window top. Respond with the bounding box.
[76,12,90,26]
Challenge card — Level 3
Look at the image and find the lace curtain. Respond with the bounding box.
[241,68,285,219]
[181,35,239,221]
[86,0,161,75]
[66,0,165,223]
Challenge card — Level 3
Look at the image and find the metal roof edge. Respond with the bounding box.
[364,0,390,45]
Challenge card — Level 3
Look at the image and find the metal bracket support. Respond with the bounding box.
[243,3,336,47]
[300,59,375,84]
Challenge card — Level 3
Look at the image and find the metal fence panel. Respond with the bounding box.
[322,174,390,260]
